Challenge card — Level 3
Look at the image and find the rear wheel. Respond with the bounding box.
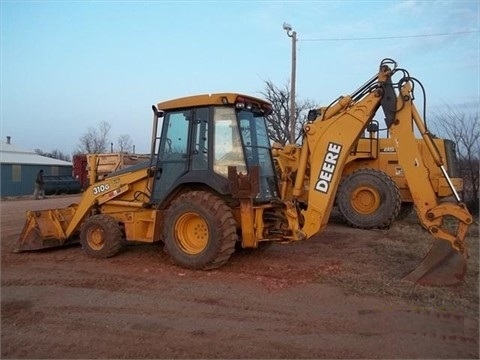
[337,169,401,229]
[80,214,124,258]
[163,191,238,269]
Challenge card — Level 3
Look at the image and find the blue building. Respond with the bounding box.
[0,136,73,197]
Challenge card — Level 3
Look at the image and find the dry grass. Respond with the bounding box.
[318,214,479,318]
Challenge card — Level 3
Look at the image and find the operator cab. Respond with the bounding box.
[150,93,278,206]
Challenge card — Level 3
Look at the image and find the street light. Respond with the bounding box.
[283,22,297,144]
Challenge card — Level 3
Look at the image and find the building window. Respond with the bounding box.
[12,165,21,182]
[51,166,59,176]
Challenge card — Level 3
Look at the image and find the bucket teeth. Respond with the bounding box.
[402,239,467,286]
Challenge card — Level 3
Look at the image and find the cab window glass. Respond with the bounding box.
[213,107,246,177]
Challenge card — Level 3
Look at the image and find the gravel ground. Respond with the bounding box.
[1,195,478,359]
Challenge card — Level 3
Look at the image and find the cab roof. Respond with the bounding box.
[157,93,271,111]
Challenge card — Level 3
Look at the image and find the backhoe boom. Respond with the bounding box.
[296,63,393,237]
[388,80,472,285]
[290,60,473,286]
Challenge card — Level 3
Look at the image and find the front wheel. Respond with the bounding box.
[163,191,238,269]
[337,169,401,229]
[80,214,124,258]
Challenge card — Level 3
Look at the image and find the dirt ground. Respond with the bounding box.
[1,195,478,359]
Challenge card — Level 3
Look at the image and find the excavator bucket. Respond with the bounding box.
[402,239,467,286]
[16,205,79,252]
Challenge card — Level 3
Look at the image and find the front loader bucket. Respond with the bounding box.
[402,239,467,286]
[17,205,79,252]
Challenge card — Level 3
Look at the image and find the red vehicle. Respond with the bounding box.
[73,154,89,190]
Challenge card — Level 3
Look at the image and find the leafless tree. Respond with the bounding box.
[431,103,479,213]
[116,134,133,153]
[259,80,317,146]
[76,121,112,154]
[34,148,71,162]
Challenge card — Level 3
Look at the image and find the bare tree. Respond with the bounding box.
[76,121,112,154]
[259,80,317,146]
[34,148,71,162]
[431,103,479,214]
[116,134,133,153]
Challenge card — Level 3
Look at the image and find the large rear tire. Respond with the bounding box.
[337,169,401,229]
[163,191,238,270]
[80,214,124,258]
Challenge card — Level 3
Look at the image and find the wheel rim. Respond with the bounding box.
[87,226,105,250]
[350,186,381,215]
[175,212,209,254]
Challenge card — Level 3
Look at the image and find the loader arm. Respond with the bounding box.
[17,167,153,252]
[64,168,153,237]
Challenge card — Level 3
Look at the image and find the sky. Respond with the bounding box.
[1,0,479,156]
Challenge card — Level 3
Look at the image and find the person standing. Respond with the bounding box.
[34,169,46,200]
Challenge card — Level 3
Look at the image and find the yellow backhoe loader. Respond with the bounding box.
[17,59,472,286]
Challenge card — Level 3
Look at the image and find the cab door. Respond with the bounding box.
[151,110,191,202]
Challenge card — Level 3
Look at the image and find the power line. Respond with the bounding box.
[300,30,479,42]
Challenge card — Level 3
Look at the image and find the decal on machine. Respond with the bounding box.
[92,183,110,195]
[315,142,342,194]
[380,147,396,152]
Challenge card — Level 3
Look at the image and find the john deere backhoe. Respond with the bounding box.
[17,59,472,286]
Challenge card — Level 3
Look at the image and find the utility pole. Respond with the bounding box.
[283,22,297,144]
